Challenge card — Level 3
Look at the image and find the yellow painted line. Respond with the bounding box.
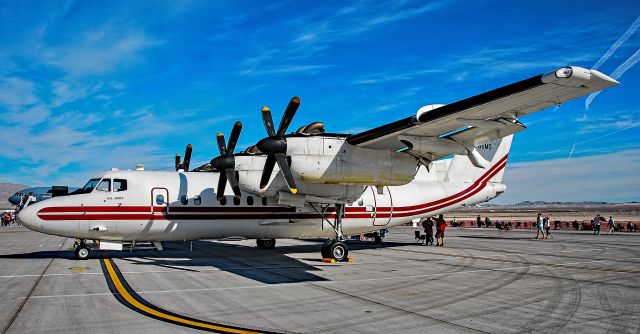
[69,266,89,271]
[103,259,262,334]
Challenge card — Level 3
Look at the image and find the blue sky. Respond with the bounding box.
[0,0,638,203]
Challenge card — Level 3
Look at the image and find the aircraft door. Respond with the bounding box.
[151,188,169,217]
[373,186,392,226]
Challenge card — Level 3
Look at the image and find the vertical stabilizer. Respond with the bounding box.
[445,135,512,182]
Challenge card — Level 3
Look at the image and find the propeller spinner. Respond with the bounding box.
[175,144,193,171]
[256,96,300,193]
[210,121,242,200]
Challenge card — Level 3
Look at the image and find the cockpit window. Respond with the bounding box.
[113,179,127,192]
[83,179,101,191]
[67,178,101,195]
[96,179,111,192]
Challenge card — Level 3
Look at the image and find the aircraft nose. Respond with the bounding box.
[8,194,21,205]
[17,205,41,232]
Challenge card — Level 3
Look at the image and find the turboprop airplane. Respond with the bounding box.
[17,66,618,261]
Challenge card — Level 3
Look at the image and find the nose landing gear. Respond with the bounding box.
[73,239,91,260]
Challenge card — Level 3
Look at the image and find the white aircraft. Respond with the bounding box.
[17,66,618,261]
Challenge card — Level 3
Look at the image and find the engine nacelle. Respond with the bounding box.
[233,136,418,202]
[286,136,418,186]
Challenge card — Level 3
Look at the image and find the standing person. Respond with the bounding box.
[484,216,492,228]
[544,215,553,239]
[423,217,434,246]
[593,214,601,235]
[535,213,545,239]
[607,216,615,235]
[434,214,447,246]
[476,215,482,228]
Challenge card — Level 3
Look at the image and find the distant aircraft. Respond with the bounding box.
[16,66,618,261]
[9,186,78,205]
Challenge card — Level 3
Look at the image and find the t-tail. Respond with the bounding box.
[445,134,513,184]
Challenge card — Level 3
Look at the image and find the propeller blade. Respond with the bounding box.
[216,133,227,157]
[261,106,276,137]
[275,153,297,194]
[225,169,241,199]
[226,121,242,156]
[175,154,181,171]
[216,170,227,200]
[259,154,276,189]
[276,96,300,138]
[183,144,192,171]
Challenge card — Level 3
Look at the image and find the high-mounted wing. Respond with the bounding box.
[347,66,618,160]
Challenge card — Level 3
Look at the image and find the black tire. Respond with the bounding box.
[321,239,335,258]
[256,239,276,249]
[328,241,348,262]
[74,244,91,260]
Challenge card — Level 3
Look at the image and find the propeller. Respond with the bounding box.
[256,96,300,193]
[175,144,193,171]
[210,121,242,200]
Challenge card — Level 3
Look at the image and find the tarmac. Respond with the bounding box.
[0,226,639,334]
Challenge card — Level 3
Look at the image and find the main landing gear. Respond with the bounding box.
[73,239,91,260]
[319,203,349,262]
[256,238,276,249]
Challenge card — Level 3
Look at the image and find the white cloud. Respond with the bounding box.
[0,77,38,110]
[41,27,163,76]
[493,150,640,204]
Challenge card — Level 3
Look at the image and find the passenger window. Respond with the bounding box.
[96,179,111,192]
[261,197,267,206]
[357,199,364,206]
[193,195,202,206]
[219,196,227,206]
[233,197,240,205]
[247,196,254,206]
[113,179,127,192]
[180,195,188,205]
[156,194,165,205]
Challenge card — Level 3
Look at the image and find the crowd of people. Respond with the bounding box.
[0,211,17,226]
[416,212,637,245]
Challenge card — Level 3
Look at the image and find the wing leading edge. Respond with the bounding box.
[346,66,619,156]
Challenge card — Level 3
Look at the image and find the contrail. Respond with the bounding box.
[586,47,640,108]
[568,123,640,159]
[591,15,640,70]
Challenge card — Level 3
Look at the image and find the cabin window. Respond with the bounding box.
[180,195,188,205]
[357,198,364,206]
[261,197,268,206]
[155,194,165,205]
[96,179,111,192]
[80,178,101,193]
[247,196,254,206]
[193,195,202,206]
[233,197,240,205]
[219,196,227,206]
[113,179,127,192]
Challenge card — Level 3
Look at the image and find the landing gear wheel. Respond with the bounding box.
[74,243,91,260]
[256,239,276,249]
[328,241,348,262]
[321,239,335,258]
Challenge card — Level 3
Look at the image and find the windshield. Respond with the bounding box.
[83,178,101,191]
[68,178,101,195]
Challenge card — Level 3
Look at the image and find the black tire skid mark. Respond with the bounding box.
[204,244,491,334]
